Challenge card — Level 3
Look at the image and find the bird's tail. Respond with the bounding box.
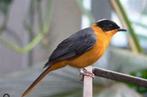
[21,62,66,97]
[21,66,52,97]
[43,61,50,69]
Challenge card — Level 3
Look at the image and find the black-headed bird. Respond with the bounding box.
[22,19,126,97]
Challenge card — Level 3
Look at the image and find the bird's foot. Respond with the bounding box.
[80,68,95,81]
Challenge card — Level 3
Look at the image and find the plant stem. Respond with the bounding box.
[0,0,53,53]
[110,0,143,53]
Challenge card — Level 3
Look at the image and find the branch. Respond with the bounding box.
[93,67,147,87]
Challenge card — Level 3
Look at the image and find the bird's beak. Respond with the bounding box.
[117,28,127,32]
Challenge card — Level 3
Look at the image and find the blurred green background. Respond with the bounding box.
[0,0,147,97]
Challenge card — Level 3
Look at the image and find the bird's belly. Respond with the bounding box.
[67,42,105,68]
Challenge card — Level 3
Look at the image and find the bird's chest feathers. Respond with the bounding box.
[68,30,110,68]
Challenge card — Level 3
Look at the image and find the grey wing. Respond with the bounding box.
[44,27,96,68]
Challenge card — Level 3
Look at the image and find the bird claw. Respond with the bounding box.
[80,68,95,81]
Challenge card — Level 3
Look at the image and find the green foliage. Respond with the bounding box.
[129,69,147,93]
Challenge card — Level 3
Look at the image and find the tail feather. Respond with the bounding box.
[21,61,66,97]
[21,66,52,97]
[43,61,50,69]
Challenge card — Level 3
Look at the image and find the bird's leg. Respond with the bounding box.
[80,68,95,81]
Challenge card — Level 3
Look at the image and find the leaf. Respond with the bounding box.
[129,69,147,93]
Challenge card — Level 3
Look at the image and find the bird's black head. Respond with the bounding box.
[96,19,125,32]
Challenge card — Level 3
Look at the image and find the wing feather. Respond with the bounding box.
[44,27,96,68]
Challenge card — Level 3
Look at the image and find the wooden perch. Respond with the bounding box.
[93,67,147,87]
[82,66,93,97]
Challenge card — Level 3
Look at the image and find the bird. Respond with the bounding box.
[21,19,126,97]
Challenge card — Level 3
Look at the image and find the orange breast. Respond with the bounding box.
[67,25,110,68]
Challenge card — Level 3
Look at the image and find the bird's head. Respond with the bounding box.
[95,19,126,37]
